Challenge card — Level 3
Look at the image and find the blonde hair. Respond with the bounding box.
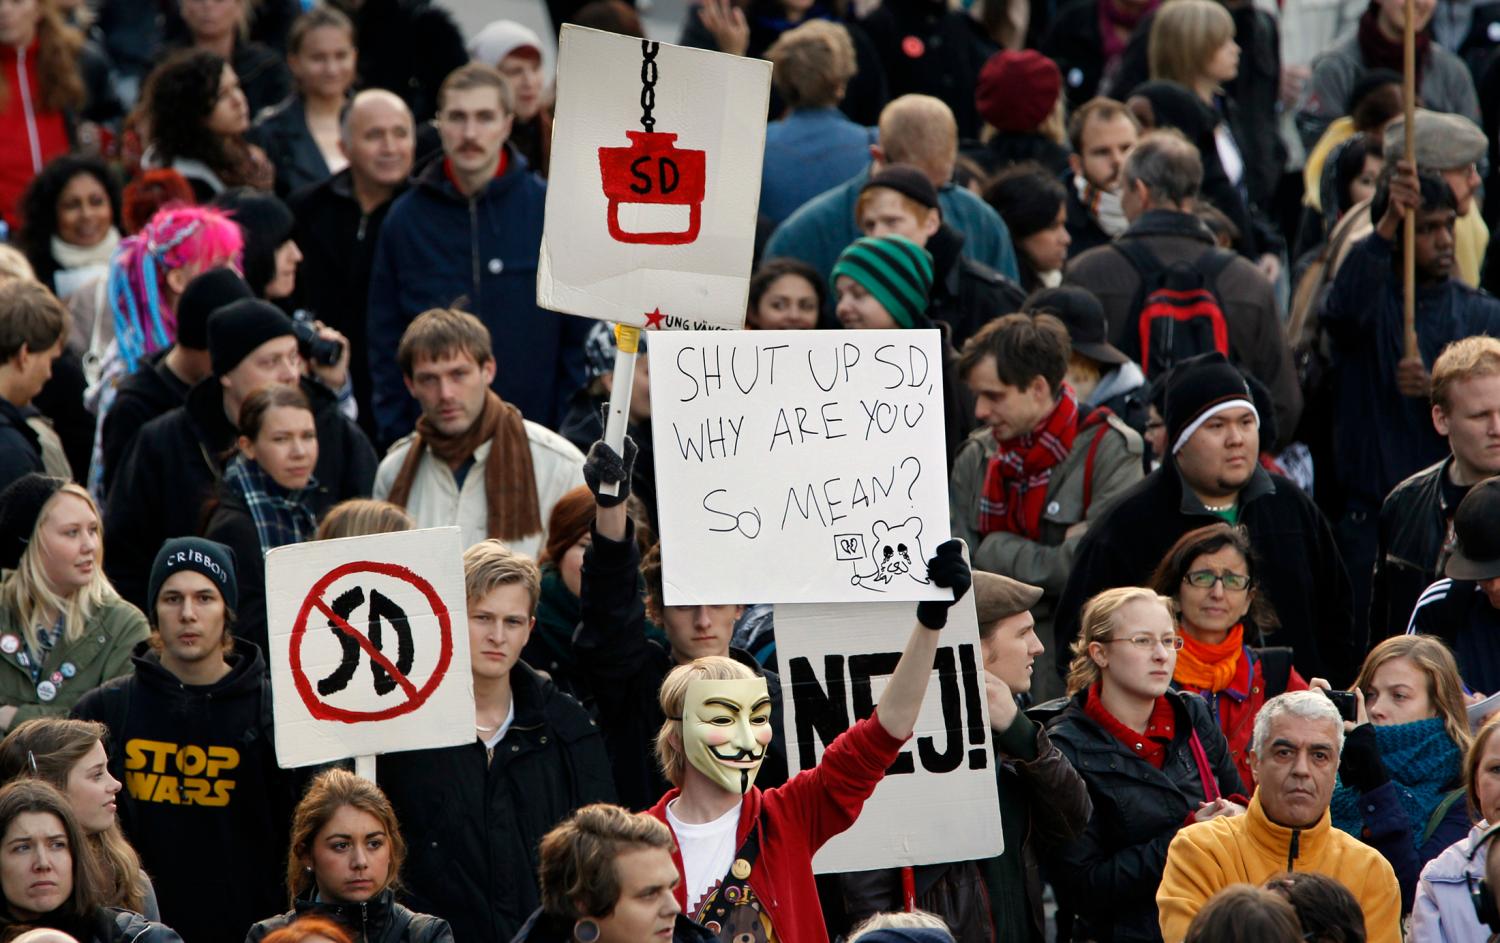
[1066,586,1175,695]
[1432,335,1500,413]
[0,485,118,655]
[1355,635,1473,756]
[767,20,857,110]
[314,499,414,541]
[878,95,958,183]
[848,910,953,941]
[1148,0,1235,88]
[463,540,541,612]
[0,245,37,284]
[655,656,757,786]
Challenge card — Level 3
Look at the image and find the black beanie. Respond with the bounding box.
[1164,352,1258,455]
[176,269,253,352]
[208,299,296,377]
[212,188,295,297]
[148,537,238,615]
[0,474,66,571]
[862,165,940,211]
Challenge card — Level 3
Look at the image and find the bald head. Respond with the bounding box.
[341,90,415,191]
[877,95,957,189]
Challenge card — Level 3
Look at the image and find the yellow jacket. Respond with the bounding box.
[1156,792,1401,943]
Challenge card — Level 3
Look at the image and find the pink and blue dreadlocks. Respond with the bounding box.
[107,204,243,374]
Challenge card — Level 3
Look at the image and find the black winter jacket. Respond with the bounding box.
[99,350,190,499]
[859,0,997,139]
[1054,463,1359,686]
[104,376,375,609]
[0,398,44,493]
[347,0,467,123]
[71,641,296,943]
[377,662,615,943]
[928,223,1028,350]
[574,518,789,811]
[1409,578,1500,693]
[1371,458,1457,641]
[511,909,716,943]
[252,95,331,198]
[1040,689,1244,942]
[246,892,453,943]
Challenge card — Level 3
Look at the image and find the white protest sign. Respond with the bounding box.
[265,527,473,768]
[538,26,770,330]
[649,329,952,604]
[777,591,1003,872]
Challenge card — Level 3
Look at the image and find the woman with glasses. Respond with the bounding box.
[1149,523,1308,791]
[1040,586,1245,942]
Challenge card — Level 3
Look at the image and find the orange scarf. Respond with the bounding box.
[1173,623,1244,693]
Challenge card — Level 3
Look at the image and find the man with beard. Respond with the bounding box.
[1062,98,1139,256]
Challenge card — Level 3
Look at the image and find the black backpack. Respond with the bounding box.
[1115,240,1237,381]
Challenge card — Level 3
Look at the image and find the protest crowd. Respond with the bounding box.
[12,0,1500,937]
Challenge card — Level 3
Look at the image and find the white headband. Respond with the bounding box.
[1172,398,1258,454]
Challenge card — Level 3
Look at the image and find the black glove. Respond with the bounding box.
[1337,723,1388,793]
[916,539,971,630]
[583,437,638,509]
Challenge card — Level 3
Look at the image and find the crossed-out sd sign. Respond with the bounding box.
[265,527,474,769]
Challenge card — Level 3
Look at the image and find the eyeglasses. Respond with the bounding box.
[1183,569,1252,591]
[1103,634,1185,651]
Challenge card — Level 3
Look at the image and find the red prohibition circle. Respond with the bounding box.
[289,560,453,723]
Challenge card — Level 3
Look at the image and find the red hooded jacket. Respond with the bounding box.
[0,39,70,228]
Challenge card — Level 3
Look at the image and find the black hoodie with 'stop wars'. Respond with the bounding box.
[72,639,299,943]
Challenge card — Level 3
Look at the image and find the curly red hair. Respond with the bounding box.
[260,917,354,943]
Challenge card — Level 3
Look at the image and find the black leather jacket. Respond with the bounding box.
[1371,458,1454,640]
[246,892,453,943]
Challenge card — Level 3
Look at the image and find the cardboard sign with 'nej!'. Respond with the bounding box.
[264,527,473,768]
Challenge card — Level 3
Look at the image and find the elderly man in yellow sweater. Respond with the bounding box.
[1156,690,1401,943]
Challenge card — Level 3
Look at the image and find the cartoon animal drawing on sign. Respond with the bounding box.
[848,517,930,591]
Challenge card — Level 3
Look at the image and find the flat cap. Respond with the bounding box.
[974,570,1043,625]
[1383,109,1487,169]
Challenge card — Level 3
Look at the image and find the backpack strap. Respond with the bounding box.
[1114,240,1166,358]
[1255,647,1296,698]
[1421,788,1467,848]
[1080,422,1112,514]
[1195,248,1238,305]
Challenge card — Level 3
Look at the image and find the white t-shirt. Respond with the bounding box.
[665,798,742,916]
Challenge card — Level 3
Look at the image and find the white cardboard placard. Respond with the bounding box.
[776,591,1004,872]
[649,329,952,604]
[265,527,473,768]
[538,25,770,330]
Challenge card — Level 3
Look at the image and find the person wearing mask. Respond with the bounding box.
[950,312,1142,698]
[745,258,825,331]
[1373,336,1500,640]
[765,95,1020,289]
[97,268,253,499]
[466,21,552,179]
[72,536,292,943]
[966,51,1069,179]
[203,384,322,655]
[0,0,85,229]
[0,476,147,727]
[139,50,275,200]
[252,7,357,198]
[1022,286,1148,438]
[513,803,714,943]
[287,88,414,440]
[1063,98,1140,256]
[1313,636,1472,912]
[377,542,614,943]
[984,163,1071,292]
[1054,354,1357,686]
[367,63,590,440]
[247,769,453,943]
[373,308,584,560]
[1323,165,1500,647]
[1155,691,1401,941]
[1407,479,1500,696]
[0,719,155,919]
[104,299,373,610]
[172,0,290,115]
[1039,586,1243,941]
[1410,715,1500,941]
[0,779,179,942]
[13,157,121,303]
[0,281,67,495]
[1149,523,1308,790]
[760,20,874,227]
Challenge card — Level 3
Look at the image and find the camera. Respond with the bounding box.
[291,310,343,367]
[1321,688,1357,723]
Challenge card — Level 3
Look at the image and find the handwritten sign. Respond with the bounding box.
[537,26,771,331]
[649,330,952,604]
[265,527,473,768]
[777,590,1004,872]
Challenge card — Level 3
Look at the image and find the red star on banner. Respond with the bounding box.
[644,308,666,328]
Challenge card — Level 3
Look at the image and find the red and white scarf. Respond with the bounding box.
[977,384,1080,539]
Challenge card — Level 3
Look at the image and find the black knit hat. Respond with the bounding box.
[208,299,296,377]
[212,188,295,297]
[148,537,238,614]
[0,475,66,571]
[1164,353,1257,455]
[861,166,940,212]
[176,268,253,351]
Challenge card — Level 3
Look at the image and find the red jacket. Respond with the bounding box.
[1175,647,1308,790]
[0,39,70,228]
[649,711,907,943]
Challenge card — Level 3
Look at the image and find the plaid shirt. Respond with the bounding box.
[224,455,319,554]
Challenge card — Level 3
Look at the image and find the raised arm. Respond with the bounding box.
[875,540,971,740]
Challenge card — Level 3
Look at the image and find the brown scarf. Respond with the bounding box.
[386,390,542,542]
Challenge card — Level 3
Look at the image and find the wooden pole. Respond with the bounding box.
[1403,0,1418,358]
